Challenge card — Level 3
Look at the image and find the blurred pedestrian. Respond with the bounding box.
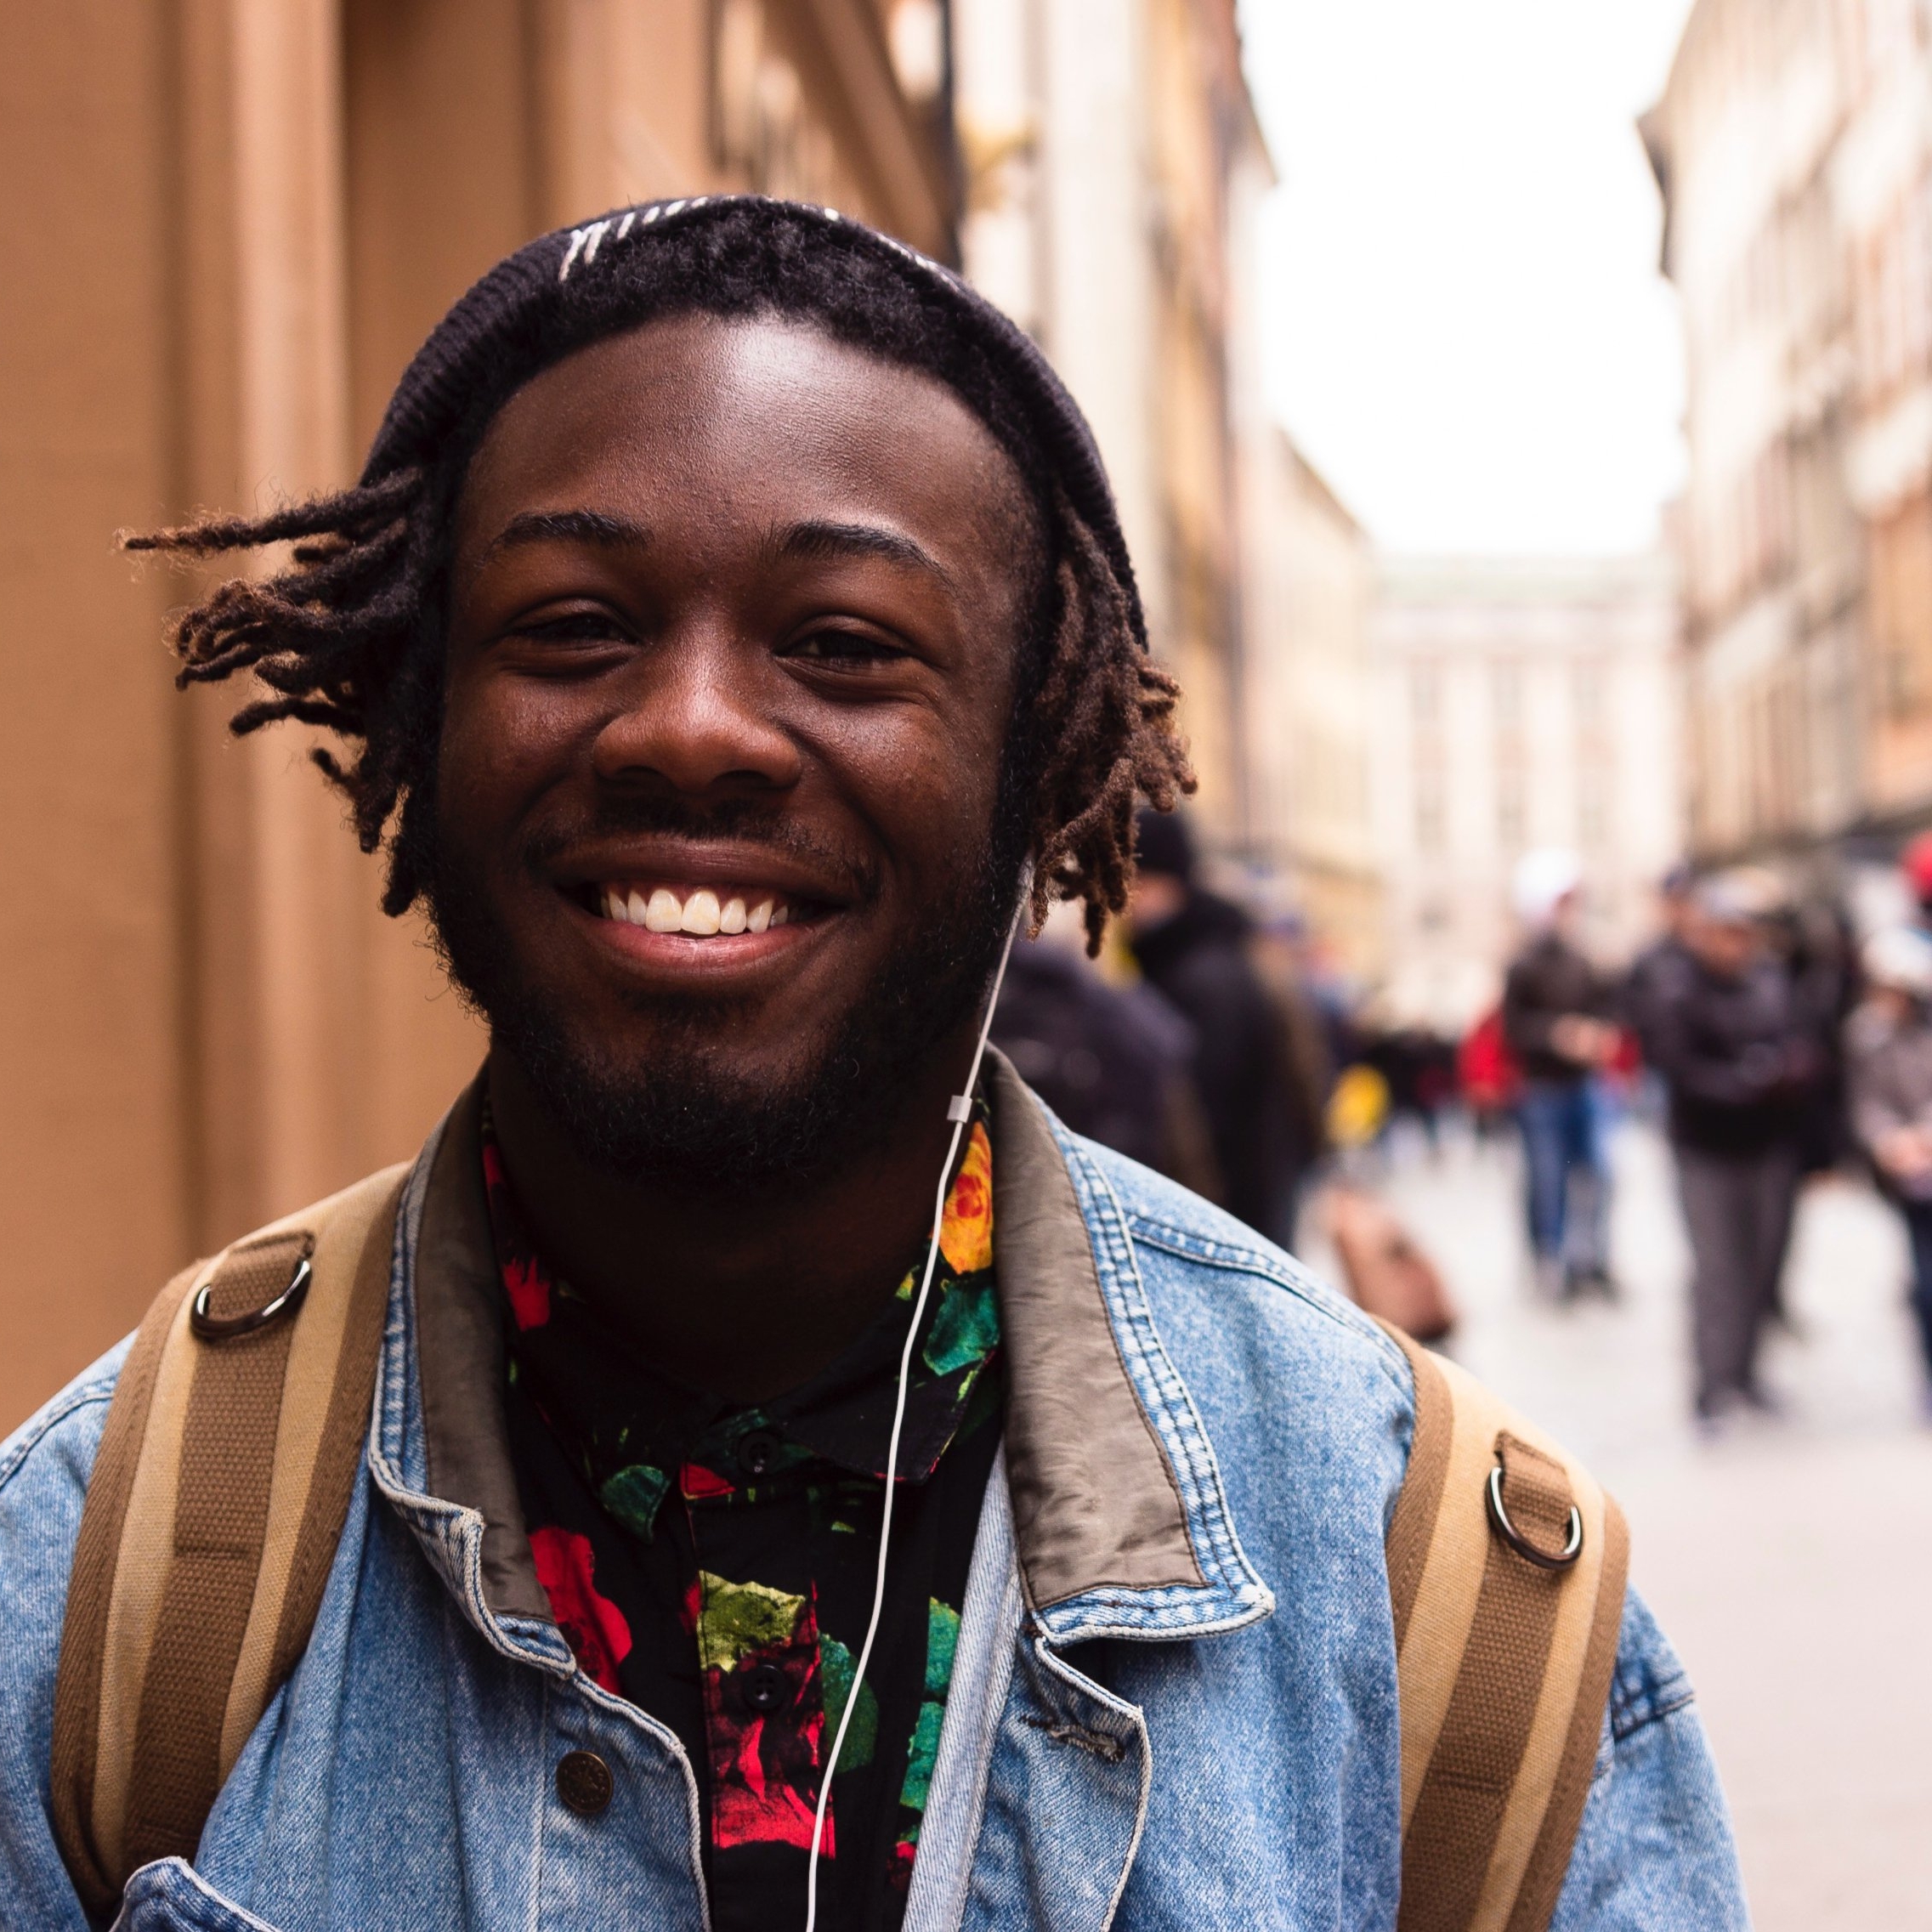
[1457,1004,1522,1143]
[1501,849,1619,1298]
[1360,1021,1450,1157]
[1127,810,1317,1244]
[1771,894,1858,1177]
[992,915,1223,1199]
[1248,910,1338,1180]
[1845,926,1932,1414]
[1902,829,1932,935]
[1623,863,1695,1066]
[1649,873,1820,1426]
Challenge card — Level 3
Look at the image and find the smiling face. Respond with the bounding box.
[429,312,1043,1178]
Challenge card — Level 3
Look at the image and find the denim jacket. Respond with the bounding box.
[0,1059,1748,1929]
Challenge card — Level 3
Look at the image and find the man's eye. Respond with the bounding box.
[784,627,905,665]
[509,610,634,647]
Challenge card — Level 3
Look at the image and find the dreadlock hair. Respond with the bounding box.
[127,197,1193,951]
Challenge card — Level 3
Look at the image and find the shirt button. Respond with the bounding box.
[556,1749,614,1816]
[736,1428,783,1477]
[741,1663,790,1713]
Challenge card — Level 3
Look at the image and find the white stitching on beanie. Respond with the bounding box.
[558,194,949,297]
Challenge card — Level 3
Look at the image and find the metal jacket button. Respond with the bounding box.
[557,1749,614,1816]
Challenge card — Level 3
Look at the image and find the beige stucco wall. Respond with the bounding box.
[0,0,952,1431]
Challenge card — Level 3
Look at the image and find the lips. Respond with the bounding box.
[598,884,796,937]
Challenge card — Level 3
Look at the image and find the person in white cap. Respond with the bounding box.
[1847,925,1932,1414]
[1500,849,1619,1298]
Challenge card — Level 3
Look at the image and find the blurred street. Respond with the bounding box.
[1306,1119,1932,1930]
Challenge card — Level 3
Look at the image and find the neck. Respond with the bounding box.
[484,1033,981,1404]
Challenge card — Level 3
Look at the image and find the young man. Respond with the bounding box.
[0,201,1744,1929]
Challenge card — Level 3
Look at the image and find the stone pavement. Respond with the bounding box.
[1304,1119,1932,1930]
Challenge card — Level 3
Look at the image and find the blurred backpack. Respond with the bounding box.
[1323,1181,1458,1343]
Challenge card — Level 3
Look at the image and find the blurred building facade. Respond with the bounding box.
[1369,557,1683,1033]
[1646,0,1932,875]
[954,0,1384,977]
[1236,433,1381,976]
[0,0,955,1429]
[952,0,1264,841]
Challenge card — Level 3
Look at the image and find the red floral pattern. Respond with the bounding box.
[529,1526,631,1691]
[482,1141,551,1329]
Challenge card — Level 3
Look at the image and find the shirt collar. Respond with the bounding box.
[477,1093,1001,1537]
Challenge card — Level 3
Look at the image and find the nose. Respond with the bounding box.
[588,625,803,798]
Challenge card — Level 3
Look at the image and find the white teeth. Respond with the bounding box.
[606,887,791,935]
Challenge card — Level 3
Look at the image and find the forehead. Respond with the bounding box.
[454,312,1038,564]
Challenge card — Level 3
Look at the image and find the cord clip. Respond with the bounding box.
[946,1094,972,1123]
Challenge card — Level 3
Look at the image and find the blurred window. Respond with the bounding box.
[1496,769,1525,850]
[1572,660,1605,726]
[1491,659,1522,728]
[1577,768,1608,848]
[1871,493,1932,716]
[1414,774,1445,854]
[1409,660,1442,726]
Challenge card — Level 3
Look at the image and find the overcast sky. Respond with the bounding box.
[1239,0,1698,558]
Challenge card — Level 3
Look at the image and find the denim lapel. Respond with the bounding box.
[985,1050,1273,1640]
[903,1450,1152,1932]
[898,1061,1274,1932]
[365,1079,575,1674]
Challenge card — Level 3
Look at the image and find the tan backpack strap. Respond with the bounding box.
[50,1165,405,1915]
[1380,1322,1630,1932]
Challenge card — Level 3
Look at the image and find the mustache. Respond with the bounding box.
[519,793,882,901]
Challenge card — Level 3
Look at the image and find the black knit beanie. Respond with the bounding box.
[360,195,1147,654]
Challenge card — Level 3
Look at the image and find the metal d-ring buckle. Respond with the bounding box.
[1486,1464,1584,1570]
[190,1251,314,1342]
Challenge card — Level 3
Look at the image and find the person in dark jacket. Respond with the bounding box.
[1649,874,1821,1425]
[991,921,1223,1199]
[1126,810,1313,1244]
[1501,850,1619,1298]
[1623,864,1695,1066]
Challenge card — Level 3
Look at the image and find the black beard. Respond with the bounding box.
[423,797,1023,1187]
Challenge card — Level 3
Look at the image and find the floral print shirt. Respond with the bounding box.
[483,1099,1003,1932]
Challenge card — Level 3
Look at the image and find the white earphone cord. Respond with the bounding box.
[802,887,1028,1932]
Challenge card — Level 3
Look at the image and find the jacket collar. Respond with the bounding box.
[371,1057,1272,1647]
[981,1051,1272,1640]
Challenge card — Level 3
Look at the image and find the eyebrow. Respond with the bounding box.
[480,508,651,563]
[773,518,954,586]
